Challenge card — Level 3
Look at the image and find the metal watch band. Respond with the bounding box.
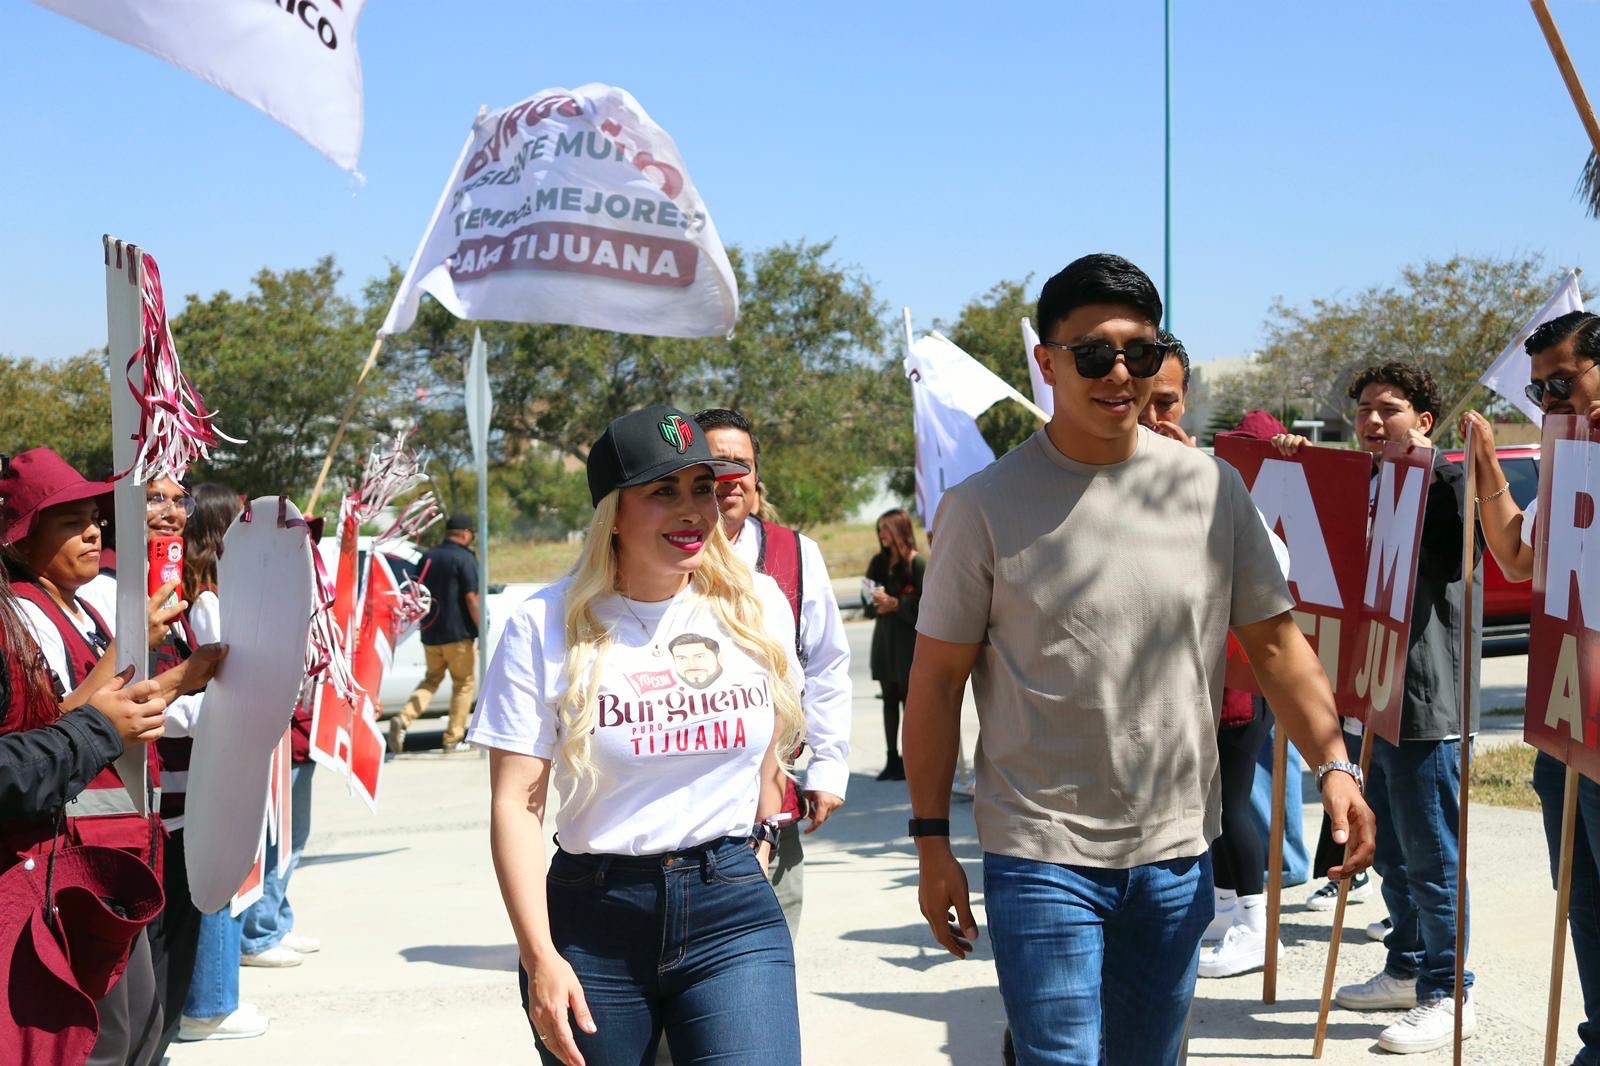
[908,818,951,838]
[1315,759,1364,794]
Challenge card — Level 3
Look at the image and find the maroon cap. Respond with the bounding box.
[1218,410,1289,442]
[0,448,114,546]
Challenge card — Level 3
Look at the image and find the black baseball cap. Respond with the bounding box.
[445,513,474,531]
[587,404,749,506]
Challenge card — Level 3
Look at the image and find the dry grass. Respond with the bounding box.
[485,519,910,586]
[1470,744,1539,811]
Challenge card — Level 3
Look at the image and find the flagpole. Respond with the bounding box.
[1163,0,1173,331]
[1530,0,1600,160]
[307,333,386,515]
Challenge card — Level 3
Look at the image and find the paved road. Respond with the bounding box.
[168,625,1572,1065]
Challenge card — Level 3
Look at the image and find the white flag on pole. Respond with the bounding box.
[1020,317,1054,418]
[34,0,366,171]
[1479,270,1584,424]
[381,84,738,340]
[905,331,1034,531]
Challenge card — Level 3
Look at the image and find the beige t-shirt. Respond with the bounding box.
[917,427,1293,869]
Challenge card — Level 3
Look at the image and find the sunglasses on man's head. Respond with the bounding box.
[1038,339,1170,380]
[1524,360,1596,409]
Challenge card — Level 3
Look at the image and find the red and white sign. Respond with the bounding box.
[35,0,366,171]
[382,84,737,339]
[309,509,361,774]
[1354,444,1435,743]
[1524,416,1600,780]
[1215,438,1371,707]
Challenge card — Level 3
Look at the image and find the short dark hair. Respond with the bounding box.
[692,408,759,474]
[668,632,720,655]
[1036,254,1163,342]
[1346,362,1442,418]
[1527,310,1600,363]
[1158,329,1190,393]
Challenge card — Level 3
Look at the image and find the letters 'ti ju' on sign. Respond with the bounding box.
[1525,415,1600,780]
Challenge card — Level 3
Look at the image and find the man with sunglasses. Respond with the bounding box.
[903,253,1374,1064]
[1460,309,1600,1064]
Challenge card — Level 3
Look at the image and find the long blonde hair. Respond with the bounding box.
[555,490,804,800]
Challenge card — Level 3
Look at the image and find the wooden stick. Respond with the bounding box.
[1530,0,1600,160]
[1452,437,1477,1066]
[306,333,386,515]
[1547,766,1581,1066]
[1313,729,1377,1059]
[1264,724,1288,1003]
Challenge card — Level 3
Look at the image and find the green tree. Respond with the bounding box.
[374,240,902,530]
[1217,255,1583,442]
[0,352,113,475]
[170,256,386,500]
[934,278,1042,457]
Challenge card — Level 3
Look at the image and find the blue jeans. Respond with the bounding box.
[1535,750,1600,1065]
[1250,724,1311,887]
[1368,736,1473,1001]
[183,909,244,1018]
[241,763,314,955]
[520,838,800,1065]
[983,851,1212,1066]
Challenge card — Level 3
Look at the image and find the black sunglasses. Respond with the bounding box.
[1525,361,1596,409]
[1038,339,1170,379]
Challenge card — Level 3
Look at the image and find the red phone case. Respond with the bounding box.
[149,536,184,598]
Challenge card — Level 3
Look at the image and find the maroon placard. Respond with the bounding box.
[1524,416,1600,781]
[1216,438,1372,711]
[1352,443,1435,743]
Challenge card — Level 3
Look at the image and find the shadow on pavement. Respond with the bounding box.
[400,942,518,970]
[814,988,1008,1064]
[1186,997,1378,1056]
[299,848,408,867]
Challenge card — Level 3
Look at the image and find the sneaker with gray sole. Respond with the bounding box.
[1336,970,1418,1011]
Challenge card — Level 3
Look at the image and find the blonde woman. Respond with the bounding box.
[471,405,805,1066]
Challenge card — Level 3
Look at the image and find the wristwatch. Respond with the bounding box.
[908,818,951,838]
[1315,759,1364,794]
[749,822,781,849]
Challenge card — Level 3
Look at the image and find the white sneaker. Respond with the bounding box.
[1377,992,1477,1054]
[1335,970,1418,1011]
[178,1007,269,1041]
[1306,872,1371,911]
[242,944,304,968]
[1367,917,1393,942]
[282,930,321,954]
[1198,924,1281,978]
[1202,900,1237,944]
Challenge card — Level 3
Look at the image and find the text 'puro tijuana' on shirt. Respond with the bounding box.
[916,427,1293,870]
[469,574,799,856]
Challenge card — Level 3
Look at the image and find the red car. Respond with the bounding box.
[1444,443,1540,636]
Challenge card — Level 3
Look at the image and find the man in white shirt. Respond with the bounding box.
[694,408,852,938]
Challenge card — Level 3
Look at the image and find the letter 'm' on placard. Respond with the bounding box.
[1546,438,1600,626]
[1365,463,1426,622]
[1254,460,1342,609]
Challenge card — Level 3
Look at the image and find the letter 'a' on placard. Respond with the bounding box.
[1354,443,1435,743]
[1213,437,1370,706]
[1525,415,1600,780]
[382,85,738,340]
[186,497,315,914]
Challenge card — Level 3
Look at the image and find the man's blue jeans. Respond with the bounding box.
[1250,724,1311,887]
[184,909,243,1018]
[520,838,799,1065]
[241,763,314,955]
[1368,736,1473,1002]
[983,851,1212,1065]
[1534,749,1600,1065]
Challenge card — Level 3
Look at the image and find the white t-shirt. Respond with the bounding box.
[469,574,800,856]
[17,589,112,694]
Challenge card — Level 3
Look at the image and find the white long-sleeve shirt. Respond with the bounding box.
[730,515,853,799]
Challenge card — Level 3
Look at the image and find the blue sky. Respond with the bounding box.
[3,0,1596,368]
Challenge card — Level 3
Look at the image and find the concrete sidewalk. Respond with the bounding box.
[168,625,1576,1065]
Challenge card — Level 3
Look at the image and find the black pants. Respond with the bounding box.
[1211,701,1274,894]
[880,681,905,760]
[87,929,162,1066]
[146,828,202,1057]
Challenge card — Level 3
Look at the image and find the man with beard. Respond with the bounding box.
[669,633,724,690]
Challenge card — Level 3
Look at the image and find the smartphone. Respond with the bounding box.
[149,536,183,609]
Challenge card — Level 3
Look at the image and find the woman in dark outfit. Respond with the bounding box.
[862,509,923,782]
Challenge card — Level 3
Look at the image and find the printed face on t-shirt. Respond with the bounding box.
[669,633,724,690]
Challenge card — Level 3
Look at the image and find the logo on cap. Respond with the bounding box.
[658,415,694,454]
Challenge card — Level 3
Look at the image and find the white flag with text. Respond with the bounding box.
[34,0,366,171]
[906,332,1034,531]
[1480,270,1584,424]
[382,84,738,340]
